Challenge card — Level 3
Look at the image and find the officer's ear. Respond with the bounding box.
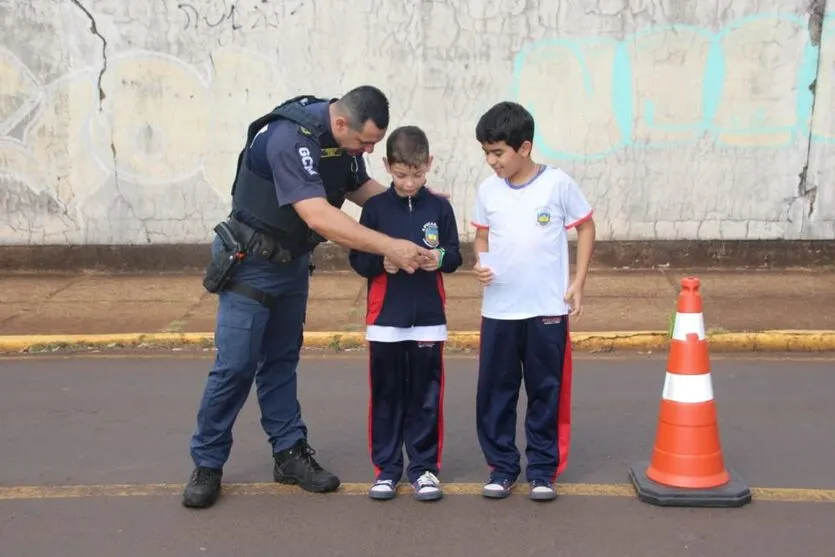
[333,114,352,137]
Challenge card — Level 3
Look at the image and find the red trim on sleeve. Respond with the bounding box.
[470,221,489,230]
[565,210,594,230]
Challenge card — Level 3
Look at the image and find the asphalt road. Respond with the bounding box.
[1,352,834,557]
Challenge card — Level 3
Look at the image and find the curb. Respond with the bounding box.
[2,330,835,354]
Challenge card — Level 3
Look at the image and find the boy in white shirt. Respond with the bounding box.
[470,101,596,502]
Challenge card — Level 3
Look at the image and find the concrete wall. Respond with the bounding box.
[1,0,833,246]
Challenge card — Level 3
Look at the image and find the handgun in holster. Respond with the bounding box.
[202,221,246,294]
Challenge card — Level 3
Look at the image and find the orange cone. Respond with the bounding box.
[629,277,752,507]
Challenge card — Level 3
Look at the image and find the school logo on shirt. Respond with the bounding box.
[422,221,440,248]
[535,207,552,228]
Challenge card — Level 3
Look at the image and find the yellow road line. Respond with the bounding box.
[1,482,832,503]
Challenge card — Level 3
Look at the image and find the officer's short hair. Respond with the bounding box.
[386,126,430,168]
[337,85,390,131]
[475,101,535,150]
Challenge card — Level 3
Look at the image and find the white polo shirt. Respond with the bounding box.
[470,165,593,320]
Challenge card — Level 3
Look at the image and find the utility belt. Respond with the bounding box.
[201,216,316,308]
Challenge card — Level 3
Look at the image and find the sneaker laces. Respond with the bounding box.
[415,471,439,489]
[487,477,513,488]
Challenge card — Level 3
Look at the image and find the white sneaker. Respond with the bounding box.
[368,479,397,500]
[412,471,443,501]
[529,480,557,501]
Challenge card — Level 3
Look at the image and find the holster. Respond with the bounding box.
[228,217,294,265]
[202,221,245,294]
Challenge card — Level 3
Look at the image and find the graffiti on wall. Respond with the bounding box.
[0,46,283,208]
[0,10,833,243]
[513,14,835,161]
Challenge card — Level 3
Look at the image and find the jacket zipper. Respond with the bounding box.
[408,195,416,326]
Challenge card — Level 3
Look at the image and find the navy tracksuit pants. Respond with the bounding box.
[189,235,311,469]
[367,340,445,484]
[476,315,573,483]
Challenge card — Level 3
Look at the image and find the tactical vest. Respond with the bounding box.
[229,95,361,254]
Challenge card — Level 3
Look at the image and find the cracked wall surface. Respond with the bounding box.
[1,0,834,244]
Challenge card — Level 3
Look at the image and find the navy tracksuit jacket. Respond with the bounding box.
[349,184,462,483]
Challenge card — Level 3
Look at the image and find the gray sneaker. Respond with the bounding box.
[412,471,443,501]
[482,477,515,499]
[368,479,397,500]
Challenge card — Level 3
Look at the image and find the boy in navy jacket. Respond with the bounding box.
[349,125,462,502]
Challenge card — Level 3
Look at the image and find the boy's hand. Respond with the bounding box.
[564,282,584,319]
[473,262,493,285]
[383,256,399,274]
[418,249,441,271]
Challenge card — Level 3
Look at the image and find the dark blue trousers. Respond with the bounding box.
[368,340,445,484]
[476,315,573,483]
[189,235,311,469]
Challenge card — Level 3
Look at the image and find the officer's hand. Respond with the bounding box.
[383,239,428,274]
[426,187,450,199]
[383,256,399,274]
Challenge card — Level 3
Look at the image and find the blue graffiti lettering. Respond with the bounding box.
[511,13,834,161]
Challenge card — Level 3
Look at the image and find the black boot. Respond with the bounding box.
[273,439,340,493]
[182,466,223,508]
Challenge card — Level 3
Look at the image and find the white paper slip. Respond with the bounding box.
[477,252,506,284]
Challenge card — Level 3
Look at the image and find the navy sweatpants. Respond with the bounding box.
[367,340,445,484]
[476,315,573,483]
[189,235,311,469]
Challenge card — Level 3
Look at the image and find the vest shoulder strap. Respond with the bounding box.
[231,95,333,198]
[245,95,332,146]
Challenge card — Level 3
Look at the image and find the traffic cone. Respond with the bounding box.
[629,277,752,508]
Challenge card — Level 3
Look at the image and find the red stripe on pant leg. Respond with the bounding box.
[553,327,573,482]
[436,342,446,472]
[367,342,380,479]
[366,274,387,324]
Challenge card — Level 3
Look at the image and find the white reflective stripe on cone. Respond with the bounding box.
[661,372,714,404]
[672,312,705,341]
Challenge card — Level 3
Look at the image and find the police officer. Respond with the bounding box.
[183,85,435,508]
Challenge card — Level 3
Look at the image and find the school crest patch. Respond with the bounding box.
[535,206,552,228]
[422,221,439,248]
